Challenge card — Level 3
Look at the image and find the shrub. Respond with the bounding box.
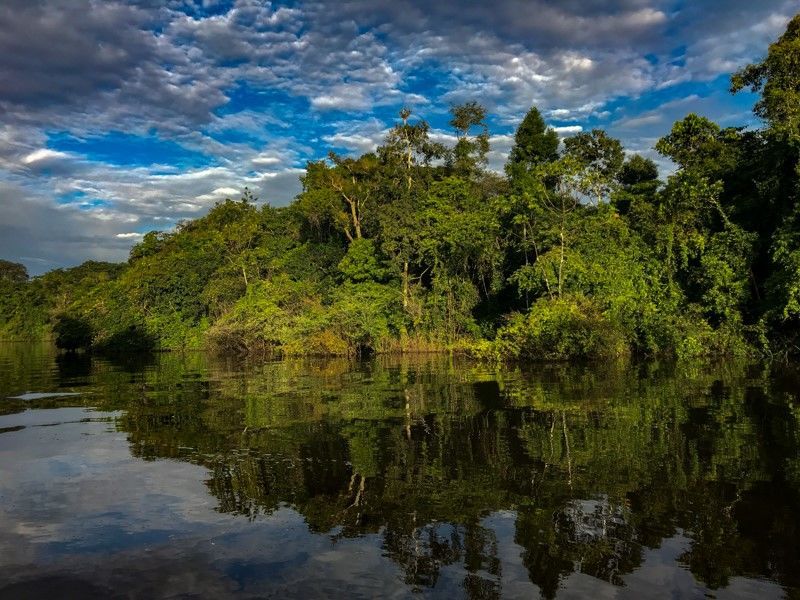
[93,324,157,355]
[53,315,93,351]
[490,296,630,361]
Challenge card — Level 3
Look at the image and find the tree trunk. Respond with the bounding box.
[558,230,565,298]
[523,223,530,309]
[346,198,362,239]
[402,261,409,309]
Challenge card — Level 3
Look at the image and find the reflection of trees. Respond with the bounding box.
[15,348,800,597]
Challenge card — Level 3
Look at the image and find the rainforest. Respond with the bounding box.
[2,16,800,363]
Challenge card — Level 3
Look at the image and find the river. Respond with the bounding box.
[0,343,798,598]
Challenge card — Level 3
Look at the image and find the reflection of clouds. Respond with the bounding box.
[0,411,213,546]
[557,496,629,543]
[0,408,409,597]
[562,533,785,600]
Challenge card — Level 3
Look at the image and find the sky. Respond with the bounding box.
[0,0,796,274]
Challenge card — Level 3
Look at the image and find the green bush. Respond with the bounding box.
[338,239,388,282]
[490,296,630,361]
[53,315,93,351]
[207,278,404,357]
[93,324,157,355]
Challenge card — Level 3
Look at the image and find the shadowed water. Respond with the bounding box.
[1,343,799,599]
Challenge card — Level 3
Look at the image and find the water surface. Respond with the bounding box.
[1,344,798,599]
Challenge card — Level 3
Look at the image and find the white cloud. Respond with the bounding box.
[553,125,584,136]
[310,87,370,111]
[622,7,668,28]
[21,149,71,164]
[251,154,283,166]
[148,167,234,182]
[195,186,241,202]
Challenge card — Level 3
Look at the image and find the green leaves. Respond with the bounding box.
[656,114,722,168]
[506,105,559,174]
[493,296,630,361]
[338,238,388,283]
[53,314,93,351]
[563,130,624,184]
[448,101,490,176]
[732,14,800,141]
[0,259,28,283]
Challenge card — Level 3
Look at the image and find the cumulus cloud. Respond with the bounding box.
[0,0,230,134]
[670,1,797,83]
[322,118,391,155]
[311,0,671,50]
[552,125,585,136]
[21,149,72,165]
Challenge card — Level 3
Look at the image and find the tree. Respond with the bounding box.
[507,157,584,301]
[506,106,559,173]
[655,114,741,181]
[650,115,758,335]
[338,238,387,283]
[731,14,800,351]
[503,106,560,309]
[614,154,660,216]
[0,259,28,283]
[562,130,624,204]
[619,155,658,187]
[296,154,381,245]
[731,14,800,141]
[448,101,490,176]
[130,231,168,262]
[326,153,382,242]
[53,314,93,351]
[381,107,446,189]
[377,109,446,310]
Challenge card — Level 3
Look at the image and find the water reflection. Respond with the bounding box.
[0,344,798,598]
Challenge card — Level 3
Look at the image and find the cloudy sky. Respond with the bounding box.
[0,0,795,274]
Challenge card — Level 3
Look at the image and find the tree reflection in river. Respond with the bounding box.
[1,346,799,598]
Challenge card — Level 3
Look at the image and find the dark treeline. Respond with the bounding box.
[1,16,799,360]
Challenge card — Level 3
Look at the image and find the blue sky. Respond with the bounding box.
[0,0,795,274]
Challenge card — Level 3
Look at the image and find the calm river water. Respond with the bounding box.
[1,343,799,599]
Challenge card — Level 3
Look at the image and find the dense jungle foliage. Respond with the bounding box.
[2,16,800,360]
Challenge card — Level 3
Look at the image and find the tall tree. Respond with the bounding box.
[448,101,490,177]
[613,154,659,217]
[297,153,381,244]
[563,130,624,205]
[731,14,800,348]
[506,106,559,173]
[731,14,800,141]
[377,109,445,310]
